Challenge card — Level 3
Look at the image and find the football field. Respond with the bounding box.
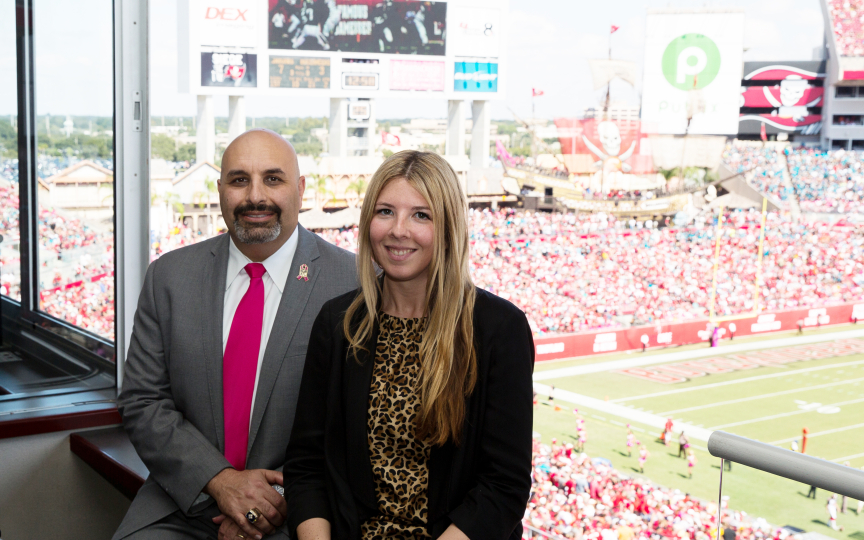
[531,325,864,538]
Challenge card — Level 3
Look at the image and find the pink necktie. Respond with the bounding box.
[223,262,267,470]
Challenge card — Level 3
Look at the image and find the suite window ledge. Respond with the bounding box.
[0,388,120,439]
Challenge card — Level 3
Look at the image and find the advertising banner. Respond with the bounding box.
[448,6,500,57]
[390,59,445,91]
[454,60,498,92]
[640,9,745,135]
[554,118,642,171]
[201,52,258,87]
[269,56,331,88]
[740,85,823,108]
[199,0,258,48]
[533,302,863,362]
[738,114,822,135]
[742,61,826,81]
[268,0,446,56]
[738,61,824,137]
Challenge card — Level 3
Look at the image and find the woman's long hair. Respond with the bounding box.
[342,150,477,446]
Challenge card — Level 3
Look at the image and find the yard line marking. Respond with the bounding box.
[657,377,864,415]
[831,451,864,463]
[534,328,864,382]
[533,383,714,441]
[709,397,864,429]
[769,422,864,445]
[612,359,864,403]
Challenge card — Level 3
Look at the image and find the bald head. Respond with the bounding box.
[218,128,306,262]
[222,128,300,179]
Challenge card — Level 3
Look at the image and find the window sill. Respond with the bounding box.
[0,388,120,440]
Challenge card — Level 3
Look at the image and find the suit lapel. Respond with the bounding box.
[343,316,378,510]
[247,226,321,452]
[203,234,230,452]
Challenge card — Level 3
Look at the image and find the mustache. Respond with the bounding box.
[233,202,283,222]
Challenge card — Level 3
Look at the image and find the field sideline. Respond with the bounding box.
[531,324,864,539]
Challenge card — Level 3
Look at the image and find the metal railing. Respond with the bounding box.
[709,431,864,500]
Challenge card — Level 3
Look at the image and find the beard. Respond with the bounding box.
[232,202,283,245]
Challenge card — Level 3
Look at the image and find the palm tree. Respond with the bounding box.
[162,191,184,221]
[308,174,333,210]
[346,177,368,208]
[192,191,207,209]
[204,176,218,201]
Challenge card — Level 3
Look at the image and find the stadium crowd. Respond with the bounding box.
[5,200,864,338]
[786,147,864,213]
[4,166,864,339]
[827,0,864,57]
[319,208,864,335]
[722,142,864,214]
[526,438,777,540]
[721,144,792,202]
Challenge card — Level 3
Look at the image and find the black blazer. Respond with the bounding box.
[284,287,535,540]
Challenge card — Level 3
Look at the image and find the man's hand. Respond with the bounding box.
[205,468,286,539]
[214,514,255,540]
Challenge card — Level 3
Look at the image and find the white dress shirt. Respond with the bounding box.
[223,227,299,427]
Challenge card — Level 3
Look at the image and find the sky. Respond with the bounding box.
[1,0,827,121]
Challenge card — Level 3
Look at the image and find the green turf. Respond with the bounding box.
[532,329,864,539]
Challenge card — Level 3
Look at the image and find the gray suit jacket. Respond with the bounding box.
[114,226,356,539]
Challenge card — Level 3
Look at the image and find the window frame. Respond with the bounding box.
[0,0,149,404]
[835,86,857,98]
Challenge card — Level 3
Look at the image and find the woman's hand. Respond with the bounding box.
[296,517,331,540]
[438,523,470,540]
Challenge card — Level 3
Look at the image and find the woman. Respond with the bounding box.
[284,150,534,540]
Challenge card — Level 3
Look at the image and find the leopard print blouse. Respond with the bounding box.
[360,313,432,540]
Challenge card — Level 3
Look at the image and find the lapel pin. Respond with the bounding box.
[297,264,309,281]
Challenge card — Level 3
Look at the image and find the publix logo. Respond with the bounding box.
[661,33,721,91]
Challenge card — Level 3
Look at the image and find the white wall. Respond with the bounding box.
[0,428,131,540]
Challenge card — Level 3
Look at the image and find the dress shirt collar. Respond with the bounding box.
[226,226,299,293]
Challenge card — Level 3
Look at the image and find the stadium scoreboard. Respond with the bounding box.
[269,56,331,89]
[179,0,508,100]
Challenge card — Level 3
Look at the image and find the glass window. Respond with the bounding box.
[0,0,19,301]
[33,0,115,341]
[1,0,118,404]
[833,115,863,126]
[832,139,849,150]
[836,86,856,98]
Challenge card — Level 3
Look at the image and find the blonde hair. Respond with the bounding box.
[343,150,477,446]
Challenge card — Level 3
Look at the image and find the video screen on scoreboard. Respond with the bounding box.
[268,0,446,56]
[201,52,258,87]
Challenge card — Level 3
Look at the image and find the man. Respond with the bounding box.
[721,519,736,540]
[827,494,844,531]
[114,129,356,540]
[678,431,689,458]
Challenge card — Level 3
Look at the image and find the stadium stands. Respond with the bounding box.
[827,0,864,57]
[4,164,864,340]
[526,438,775,540]
[721,143,792,202]
[319,209,864,335]
[4,203,864,339]
[786,147,864,213]
[722,143,864,214]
